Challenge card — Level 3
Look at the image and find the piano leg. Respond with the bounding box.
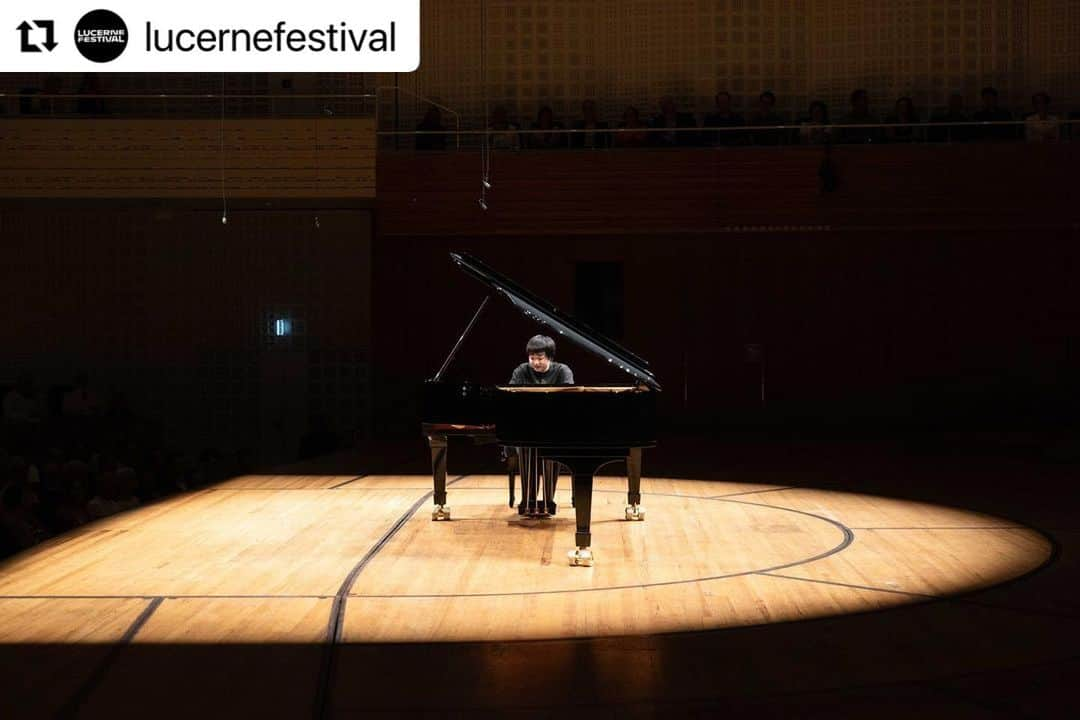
[568,471,594,566]
[517,447,538,516]
[542,460,558,515]
[506,450,517,509]
[428,434,451,521]
[625,447,645,521]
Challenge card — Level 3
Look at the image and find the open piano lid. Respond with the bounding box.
[450,252,662,392]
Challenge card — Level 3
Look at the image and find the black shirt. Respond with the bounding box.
[509,362,574,386]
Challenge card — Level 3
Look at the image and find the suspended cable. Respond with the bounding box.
[220,72,228,226]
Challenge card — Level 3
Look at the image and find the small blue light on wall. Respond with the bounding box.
[273,318,292,337]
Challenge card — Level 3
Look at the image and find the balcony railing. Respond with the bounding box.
[0,93,377,119]
[380,119,1079,151]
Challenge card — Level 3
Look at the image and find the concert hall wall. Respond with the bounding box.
[372,143,1079,434]
[373,228,1080,433]
[0,203,374,463]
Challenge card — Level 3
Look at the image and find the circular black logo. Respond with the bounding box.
[74,10,128,63]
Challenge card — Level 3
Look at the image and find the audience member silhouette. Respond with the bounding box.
[749,91,786,145]
[702,91,747,146]
[798,101,832,145]
[415,105,448,151]
[76,73,108,115]
[929,93,973,142]
[62,372,104,418]
[528,106,566,149]
[840,89,882,143]
[571,100,611,149]
[650,97,698,146]
[615,106,649,147]
[973,87,1015,141]
[3,373,42,426]
[488,106,521,150]
[1025,92,1061,143]
[885,97,921,142]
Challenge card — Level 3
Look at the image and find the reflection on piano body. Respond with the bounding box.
[420,252,660,566]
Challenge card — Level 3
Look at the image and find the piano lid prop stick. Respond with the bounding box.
[432,295,491,382]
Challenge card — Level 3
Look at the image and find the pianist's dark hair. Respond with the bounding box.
[526,334,556,359]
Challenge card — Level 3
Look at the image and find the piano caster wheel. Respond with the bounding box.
[568,547,594,567]
[624,504,645,521]
[432,505,451,521]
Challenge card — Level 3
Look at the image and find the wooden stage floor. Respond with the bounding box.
[0,464,1073,718]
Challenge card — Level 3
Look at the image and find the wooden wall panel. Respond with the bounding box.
[0,205,373,459]
[0,119,375,198]
[377,144,1079,236]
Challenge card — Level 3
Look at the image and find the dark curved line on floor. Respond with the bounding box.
[655,516,1065,645]
[760,571,940,600]
[55,596,164,719]
[709,486,797,498]
[313,474,469,720]
[849,526,1028,530]
[329,474,367,489]
[344,486,1062,649]
[350,496,855,600]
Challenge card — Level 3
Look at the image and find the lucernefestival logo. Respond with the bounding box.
[74,9,128,63]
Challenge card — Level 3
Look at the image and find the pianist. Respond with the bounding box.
[509,335,573,515]
[509,335,574,386]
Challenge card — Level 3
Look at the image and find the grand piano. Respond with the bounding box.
[421,252,661,566]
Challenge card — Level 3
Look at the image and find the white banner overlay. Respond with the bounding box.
[1,1,419,71]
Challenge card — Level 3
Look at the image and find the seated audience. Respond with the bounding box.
[570,100,611,149]
[62,372,104,418]
[973,87,1016,141]
[1025,92,1061,143]
[76,73,108,115]
[527,106,566,149]
[52,461,91,532]
[0,481,46,553]
[929,93,974,142]
[3,373,42,425]
[702,91,747,146]
[0,370,253,559]
[748,91,787,145]
[650,97,698,146]
[840,89,882,143]
[798,101,832,145]
[87,467,140,519]
[487,106,521,150]
[415,105,448,151]
[884,97,922,142]
[615,106,649,147]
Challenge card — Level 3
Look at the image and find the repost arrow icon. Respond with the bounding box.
[35,20,57,51]
[17,20,40,52]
